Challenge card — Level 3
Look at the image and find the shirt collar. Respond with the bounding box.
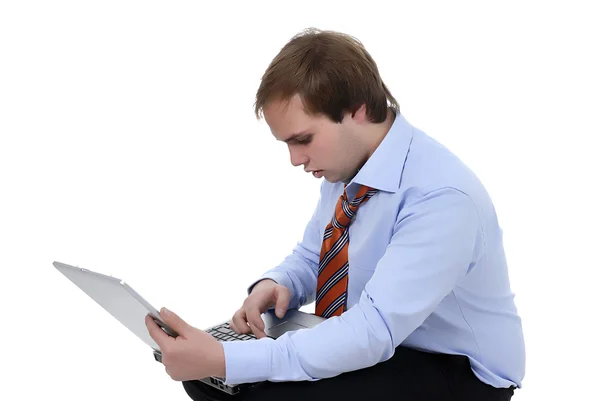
[347,113,414,194]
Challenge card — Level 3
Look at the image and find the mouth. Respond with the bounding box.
[311,170,324,178]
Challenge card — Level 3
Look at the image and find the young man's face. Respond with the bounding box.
[263,94,368,184]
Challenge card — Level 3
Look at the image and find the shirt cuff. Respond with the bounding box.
[247,272,296,298]
[221,338,274,385]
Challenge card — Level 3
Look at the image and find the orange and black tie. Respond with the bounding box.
[315,185,377,318]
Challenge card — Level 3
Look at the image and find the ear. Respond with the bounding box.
[350,104,368,123]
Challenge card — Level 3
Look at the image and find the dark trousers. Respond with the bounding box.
[182,346,515,401]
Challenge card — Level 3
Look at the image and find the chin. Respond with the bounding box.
[322,171,348,184]
[324,175,342,184]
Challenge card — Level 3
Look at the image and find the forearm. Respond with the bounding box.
[221,292,394,385]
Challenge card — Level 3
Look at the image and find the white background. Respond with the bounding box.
[1,1,598,400]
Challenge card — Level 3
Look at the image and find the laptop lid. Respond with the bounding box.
[53,261,176,351]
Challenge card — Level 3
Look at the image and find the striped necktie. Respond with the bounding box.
[315,185,378,318]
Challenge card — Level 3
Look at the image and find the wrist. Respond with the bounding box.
[251,278,277,294]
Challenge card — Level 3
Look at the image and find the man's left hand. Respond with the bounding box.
[145,307,226,381]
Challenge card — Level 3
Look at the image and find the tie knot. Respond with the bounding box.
[332,185,377,229]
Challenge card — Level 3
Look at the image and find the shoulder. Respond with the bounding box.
[400,128,493,212]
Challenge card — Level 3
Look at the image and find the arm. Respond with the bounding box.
[247,182,325,310]
[222,187,481,384]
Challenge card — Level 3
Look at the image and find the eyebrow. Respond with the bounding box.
[282,131,311,143]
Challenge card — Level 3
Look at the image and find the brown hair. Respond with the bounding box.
[254,28,400,124]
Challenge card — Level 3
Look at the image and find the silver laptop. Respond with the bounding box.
[53,261,326,395]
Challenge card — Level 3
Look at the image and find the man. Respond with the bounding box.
[145,28,526,400]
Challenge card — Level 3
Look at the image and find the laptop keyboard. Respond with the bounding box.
[206,322,257,342]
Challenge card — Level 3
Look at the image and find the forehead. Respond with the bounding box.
[263,94,319,141]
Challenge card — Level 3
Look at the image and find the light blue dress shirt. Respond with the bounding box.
[221,113,526,389]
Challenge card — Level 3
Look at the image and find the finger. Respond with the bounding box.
[246,306,266,338]
[246,305,265,332]
[229,310,243,333]
[228,318,238,333]
[274,287,290,318]
[231,309,251,334]
[145,314,169,348]
[249,321,267,339]
[159,307,188,336]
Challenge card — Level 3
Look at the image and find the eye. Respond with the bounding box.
[296,135,313,145]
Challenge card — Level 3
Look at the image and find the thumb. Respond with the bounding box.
[274,287,290,318]
[159,307,190,336]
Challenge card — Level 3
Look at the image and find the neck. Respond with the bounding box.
[365,108,396,158]
[343,109,397,185]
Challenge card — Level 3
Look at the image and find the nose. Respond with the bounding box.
[289,145,309,167]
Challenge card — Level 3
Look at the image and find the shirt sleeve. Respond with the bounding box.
[222,187,481,385]
[246,182,326,310]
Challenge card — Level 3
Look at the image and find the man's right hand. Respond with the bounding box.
[229,279,290,339]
